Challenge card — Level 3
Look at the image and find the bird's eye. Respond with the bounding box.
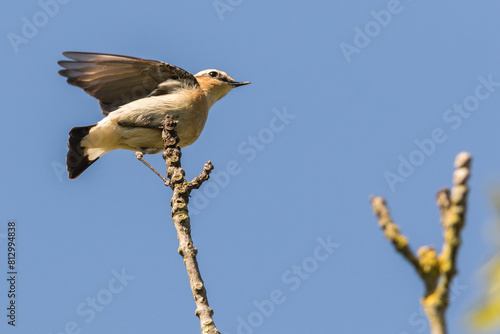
[208,71,218,78]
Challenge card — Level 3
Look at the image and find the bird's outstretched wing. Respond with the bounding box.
[58,52,199,115]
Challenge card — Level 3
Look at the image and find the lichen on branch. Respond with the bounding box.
[370,152,472,334]
[160,114,219,334]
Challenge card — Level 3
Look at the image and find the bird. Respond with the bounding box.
[58,51,250,179]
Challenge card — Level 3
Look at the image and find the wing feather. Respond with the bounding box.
[58,52,199,115]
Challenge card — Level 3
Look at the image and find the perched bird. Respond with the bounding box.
[58,52,250,179]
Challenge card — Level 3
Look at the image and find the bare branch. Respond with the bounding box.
[190,161,214,190]
[429,152,471,327]
[370,152,472,334]
[160,114,220,334]
[370,196,422,277]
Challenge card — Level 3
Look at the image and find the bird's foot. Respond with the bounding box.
[135,151,170,186]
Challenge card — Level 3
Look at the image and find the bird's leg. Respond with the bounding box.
[135,151,170,186]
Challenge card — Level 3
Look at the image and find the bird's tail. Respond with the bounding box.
[67,125,99,179]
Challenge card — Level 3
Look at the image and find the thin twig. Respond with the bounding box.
[190,161,214,189]
[428,152,471,333]
[160,115,219,334]
[370,152,472,334]
[370,196,423,278]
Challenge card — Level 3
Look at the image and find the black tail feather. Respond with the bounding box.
[67,125,98,179]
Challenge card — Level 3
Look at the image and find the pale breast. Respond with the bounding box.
[107,87,211,149]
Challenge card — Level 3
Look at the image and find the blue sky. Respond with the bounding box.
[1,1,500,333]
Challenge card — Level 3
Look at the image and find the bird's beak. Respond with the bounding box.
[230,81,251,87]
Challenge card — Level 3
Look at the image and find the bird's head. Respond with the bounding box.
[194,69,250,106]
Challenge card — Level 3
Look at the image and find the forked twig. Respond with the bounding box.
[370,152,472,334]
